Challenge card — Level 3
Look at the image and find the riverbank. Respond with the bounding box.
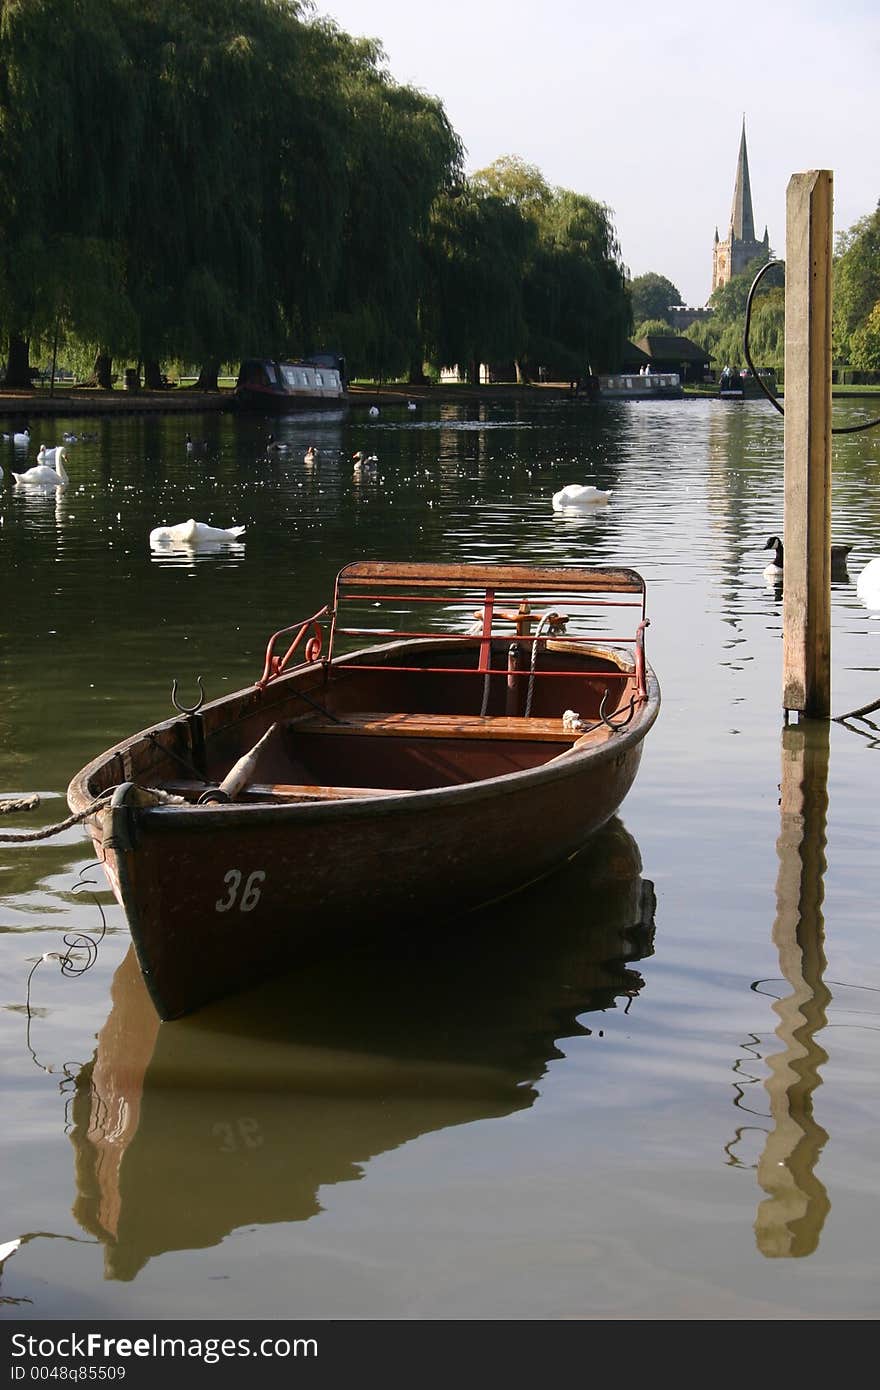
[4,378,878,420]
[0,379,580,420]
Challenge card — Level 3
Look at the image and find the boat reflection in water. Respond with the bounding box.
[69,819,656,1281]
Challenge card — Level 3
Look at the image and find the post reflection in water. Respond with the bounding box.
[69,818,656,1282]
[752,723,832,1258]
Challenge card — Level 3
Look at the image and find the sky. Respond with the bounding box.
[317,0,878,308]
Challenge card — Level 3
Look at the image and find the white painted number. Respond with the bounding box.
[215,868,265,913]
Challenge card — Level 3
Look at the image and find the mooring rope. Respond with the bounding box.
[0,793,115,843]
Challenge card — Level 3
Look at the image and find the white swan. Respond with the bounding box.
[149,518,246,546]
[407,401,417,412]
[552,483,612,511]
[12,446,69,487]
[368,405,380,417]
[856,557,880,608]
[37,444,68,469]
[12,427,30,446]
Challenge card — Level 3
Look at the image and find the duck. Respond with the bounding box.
[352,450,378,472]
[265,434,288,454]
[304,445,318,465]
[762,535,854,578]
[368,405,380,417]
[185,432,208,452]
[551,483,612,511]
[62,432,79,443]
[12,446,69,487]
[856,557,880,608]
[149,518,246,546]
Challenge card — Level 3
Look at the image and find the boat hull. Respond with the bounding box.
[67,561,660,1019]
[73,690,656,1020]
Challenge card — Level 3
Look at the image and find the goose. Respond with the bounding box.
[12,446,69,487]
[762,535,854,578]
[856,557,880,608]
[368,405,380,417]
[551,483,612,511]
[150,518,246,546]
[304,445,318,465]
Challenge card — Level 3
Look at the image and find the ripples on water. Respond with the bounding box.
[1,397,879,1319]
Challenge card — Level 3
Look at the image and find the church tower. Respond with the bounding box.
[711,120,769,294]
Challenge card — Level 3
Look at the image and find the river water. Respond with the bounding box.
[1,396,879,1320]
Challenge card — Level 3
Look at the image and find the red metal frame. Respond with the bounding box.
[255,564,651,696]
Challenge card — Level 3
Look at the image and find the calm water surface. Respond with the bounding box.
[1,397,879,1319]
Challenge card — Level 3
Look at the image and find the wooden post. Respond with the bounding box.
[782,171,833,719]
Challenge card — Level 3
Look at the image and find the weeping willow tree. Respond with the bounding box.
[314,26,464,380]
[420,183,534,384]
[117,0,333,389]
[0,0,138,384]
[468,157,630,381]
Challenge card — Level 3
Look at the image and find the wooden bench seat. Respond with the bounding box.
[293,711,578,743]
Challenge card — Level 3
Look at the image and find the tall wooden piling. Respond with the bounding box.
[782,171,833,720]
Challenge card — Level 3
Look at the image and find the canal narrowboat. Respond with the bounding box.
[234,355,347,412]
[67,561,660,1020]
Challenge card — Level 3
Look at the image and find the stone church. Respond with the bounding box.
[711,121,770,293]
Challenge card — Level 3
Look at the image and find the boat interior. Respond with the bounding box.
[76,564,652,807]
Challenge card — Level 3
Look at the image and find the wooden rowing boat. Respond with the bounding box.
[67,561,660,1019]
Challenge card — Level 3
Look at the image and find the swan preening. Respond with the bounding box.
[551,483,612,511]
[762,535,854,579]
[149,518,246,546]
[12,446,69,487]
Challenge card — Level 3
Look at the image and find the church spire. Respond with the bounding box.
[730,117,755,243]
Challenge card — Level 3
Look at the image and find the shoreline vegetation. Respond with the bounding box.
[1,380,878,420]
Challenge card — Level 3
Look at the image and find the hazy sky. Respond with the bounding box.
[318,0,878,307]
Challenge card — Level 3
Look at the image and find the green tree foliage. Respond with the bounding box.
[684,253,784,372]
[0,6,630,386]
[420,183,532,382]
[628,272,683,324]
[315,25,463,379]
[833,204,880,367]
[464,159,631,379]
[633,318,675,339]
